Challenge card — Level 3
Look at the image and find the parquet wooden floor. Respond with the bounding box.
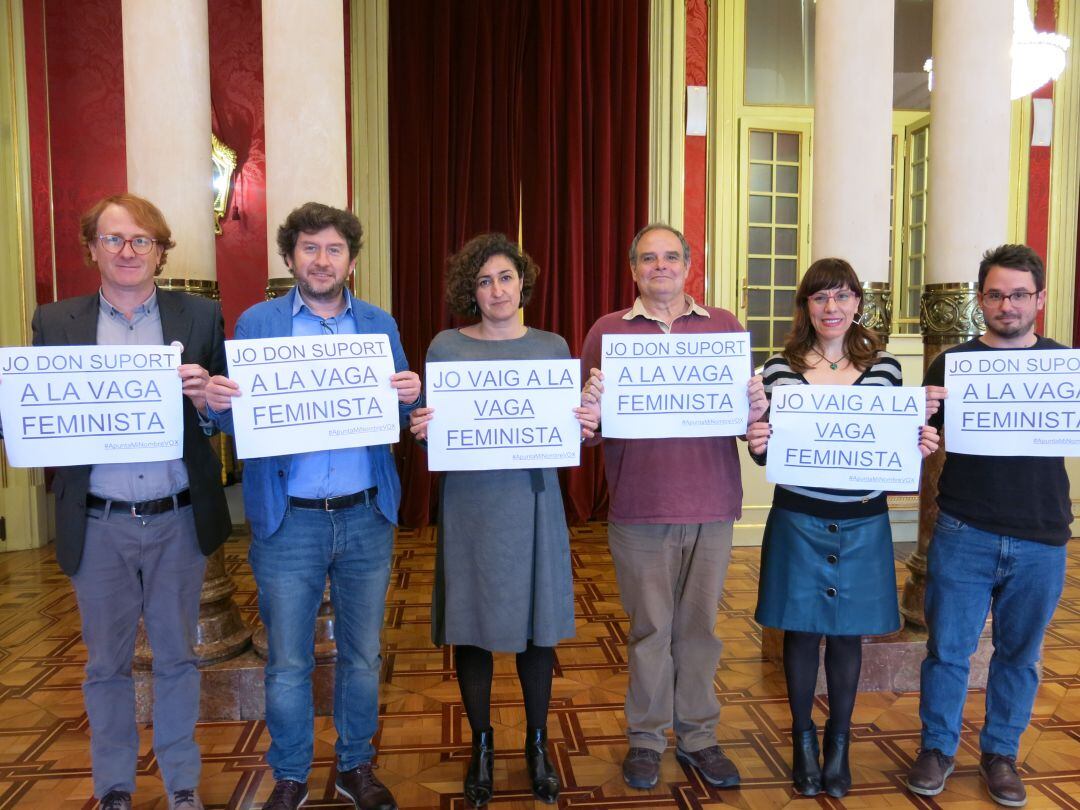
[1,524,1078,809]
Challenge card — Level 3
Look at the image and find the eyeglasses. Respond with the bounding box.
[982,290,1036,305]
[97,234,157,255]
[808,290,857,307]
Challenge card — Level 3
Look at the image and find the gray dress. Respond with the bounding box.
[428,327,577,652]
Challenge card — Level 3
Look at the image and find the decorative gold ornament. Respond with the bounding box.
[860,281,893,340]
[920,282,985,345]
[156,277,220,300]
[266,276,296,300]
[211,133,239,235]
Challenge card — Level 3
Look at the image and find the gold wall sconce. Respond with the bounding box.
[211,133,239,235]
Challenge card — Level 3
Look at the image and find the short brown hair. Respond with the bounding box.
[276,202,364,267]
[445,233,539,318]
[783,257,881,373]
[978,243,1045,292]
[79,193,176,274]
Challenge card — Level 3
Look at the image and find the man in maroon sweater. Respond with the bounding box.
[581,224,766,791]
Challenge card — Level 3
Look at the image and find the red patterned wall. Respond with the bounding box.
[684,0,708,304]
[208,0,269,336]
[40,0,127,303]
[23,0,53,305]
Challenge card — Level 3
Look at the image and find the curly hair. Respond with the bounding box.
[79,194,176,274]
[276,202,364,267]
[783,257,882,373]
[444,233,539,318]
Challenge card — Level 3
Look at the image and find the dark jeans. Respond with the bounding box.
[919,511,1066,757]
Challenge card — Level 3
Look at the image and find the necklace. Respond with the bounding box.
[812,347,847,370]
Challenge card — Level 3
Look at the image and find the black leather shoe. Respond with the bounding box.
[821,720,852,798]
[464,727,495,807]
[791,724,822,796]
[524,727,560,803]
[263,780,308,810]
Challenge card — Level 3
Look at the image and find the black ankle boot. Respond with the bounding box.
[791,724,822,796]
[822,719,852,798]
[464,727,494,806]
[524,727,560,803]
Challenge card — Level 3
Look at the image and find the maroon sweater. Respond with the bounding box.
[581,304,745,524]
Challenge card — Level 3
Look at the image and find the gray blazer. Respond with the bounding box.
[31,288,232,575]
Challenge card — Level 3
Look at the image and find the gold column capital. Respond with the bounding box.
[860,281,893,342]
[155,278,220,300]
[920,282,985,346]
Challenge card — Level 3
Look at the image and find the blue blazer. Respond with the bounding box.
[212,288,416,540]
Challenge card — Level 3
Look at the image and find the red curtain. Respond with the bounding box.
[389,0,528,526]
[521,0,652,523]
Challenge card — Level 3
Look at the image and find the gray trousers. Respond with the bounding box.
[71,502,206,798]
[607,520,734,753]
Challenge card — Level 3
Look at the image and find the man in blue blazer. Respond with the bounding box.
[206,203,420,810]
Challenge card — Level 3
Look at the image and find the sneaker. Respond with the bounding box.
[99,792,132,810]
[263,779,308,810]
[169,790,204,810]
[675,745,741,788]
[906,748,955,796]
[622,747,662,789]
[980,752,1027,807]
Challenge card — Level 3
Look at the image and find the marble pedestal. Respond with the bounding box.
[761,623,993,693]
[134,649,335,723]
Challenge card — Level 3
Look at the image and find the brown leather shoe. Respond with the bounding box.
[263,780,308,810]
[980,753,1027,807]
[676,745,741,788]
[906,748,954,796]
[622,747,661,789]
[335,762,398,810]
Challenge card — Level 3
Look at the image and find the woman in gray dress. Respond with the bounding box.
[410,233,599,807]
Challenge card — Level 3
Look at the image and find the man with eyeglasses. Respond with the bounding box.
[205,202,420,810]
[907,244,1071,807]
[579,223,767,792]
[16,194,231,810]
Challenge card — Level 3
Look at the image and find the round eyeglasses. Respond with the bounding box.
[97,234,158,255]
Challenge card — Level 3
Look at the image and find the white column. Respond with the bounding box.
[811,0,894,282]
[122,0,215,281]
[262,0,348,281]
[926,0,1013,283]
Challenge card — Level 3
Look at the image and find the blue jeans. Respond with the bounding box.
[919,511,1066,757]
[250,501,393,782]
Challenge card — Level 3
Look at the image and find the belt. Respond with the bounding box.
[288,487,377,511]
[86,489,191,517]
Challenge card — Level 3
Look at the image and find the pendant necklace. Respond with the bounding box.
[813,347,846,370]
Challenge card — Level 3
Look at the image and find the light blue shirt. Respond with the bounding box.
[88,290,190,501]
[286,289,375,499]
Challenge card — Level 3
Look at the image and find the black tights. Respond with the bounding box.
[454,643,555,732]
[783,631,862,733]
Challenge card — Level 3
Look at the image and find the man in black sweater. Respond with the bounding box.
[907,244,1071,808]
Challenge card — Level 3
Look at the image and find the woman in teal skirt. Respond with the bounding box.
[746,258,938,798]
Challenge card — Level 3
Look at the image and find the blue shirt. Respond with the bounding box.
[89,290,190,501]
[286,289,375,498]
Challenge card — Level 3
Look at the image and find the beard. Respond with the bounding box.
[984,311,1035,340]
[297,275,347,301]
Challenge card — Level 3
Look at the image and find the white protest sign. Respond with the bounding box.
[425,359,581,471]
[600,333,750,438]
[766,384,925,491]
[944,348,1080,457]
[0,345,183,467]
[225,334,400,459]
